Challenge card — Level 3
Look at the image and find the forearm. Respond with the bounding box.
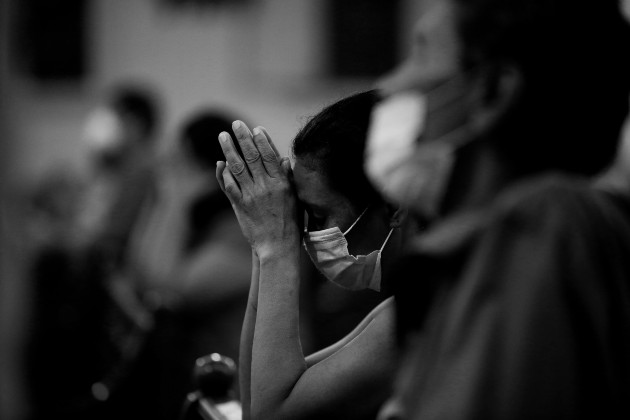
[251,245,306,419]
[240,250,259,420]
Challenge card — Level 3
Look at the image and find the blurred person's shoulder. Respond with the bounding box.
[488,172,630,235]
[401,173,624,259]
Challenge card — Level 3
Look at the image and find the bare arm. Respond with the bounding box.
[239,249,259,420]
[254,252,396,419]
[251,244,306,418]
[305,297,394,368]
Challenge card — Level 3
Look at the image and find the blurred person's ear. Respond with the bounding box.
[386,204,408,229]
[468,62,523,136]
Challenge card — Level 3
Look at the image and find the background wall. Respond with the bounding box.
[3,0,421,186]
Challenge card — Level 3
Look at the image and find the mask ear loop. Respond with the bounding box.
[379,228,395,252]
[343,207,370,236]
[343,206,396,251]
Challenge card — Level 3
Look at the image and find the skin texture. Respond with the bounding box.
[216,122,399,420]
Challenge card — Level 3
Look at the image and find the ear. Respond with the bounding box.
[386,203,408,228]
[469,62,523,135]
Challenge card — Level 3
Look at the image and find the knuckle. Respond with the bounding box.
[229,161,246,175]
[243,149,261,164]
[260,148,277,162]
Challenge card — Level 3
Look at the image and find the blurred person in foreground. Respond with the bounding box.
[362,0,630,419]
[216,90,413,420]
[124,109,252,419]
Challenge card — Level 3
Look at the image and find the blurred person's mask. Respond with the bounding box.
[83,107,127,167]
[303,208,394,292]
[365,70,476,221]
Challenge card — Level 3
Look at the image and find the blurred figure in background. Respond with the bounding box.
[77,82,163,272]
[23,166,85,253]
[23,82,164,420]
[123,108,252,419]
[365,0,630,419]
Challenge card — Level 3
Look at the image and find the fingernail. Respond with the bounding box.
[219,132,228,142]
[232,120,242,130]
[252,127,261,136]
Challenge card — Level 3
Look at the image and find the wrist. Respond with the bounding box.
[256,238,301,262]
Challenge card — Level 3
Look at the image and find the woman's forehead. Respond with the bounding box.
[293,160,345,209]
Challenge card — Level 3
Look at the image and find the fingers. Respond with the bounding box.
[221,163,241,201]
[216,160,240,201]
[216,161,227,193]
[232,120,269,179]
[252,127,282,177]
[260,127,280,158]
[218,131,253,190]
[281,156,292,177]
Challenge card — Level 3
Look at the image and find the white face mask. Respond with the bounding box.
[365,67,477,221]
[364,92,457,220]
[303,208,394,292]
[83,107,125,155]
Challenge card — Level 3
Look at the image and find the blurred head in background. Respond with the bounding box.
[180,109,239,171]
[166,108,244,197]
[169,108,248,251]
[83,82,163,171]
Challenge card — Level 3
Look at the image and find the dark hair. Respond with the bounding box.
[108,83,162,141]
[291,90,381,209]
[179,109,240,169]
[453,0,630,175]
[178,108,247,250]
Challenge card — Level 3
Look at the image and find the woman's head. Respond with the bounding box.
[291,90,384,231]
[292,90,408,293]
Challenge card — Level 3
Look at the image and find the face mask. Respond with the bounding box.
[303,208,394,292]
[83,107,125,155]
[365,74,474,221]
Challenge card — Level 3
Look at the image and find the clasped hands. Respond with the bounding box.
[216,120,300,257]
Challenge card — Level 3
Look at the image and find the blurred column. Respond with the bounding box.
[0,0,31,418]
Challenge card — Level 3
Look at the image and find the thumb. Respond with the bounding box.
[281,157,292,176]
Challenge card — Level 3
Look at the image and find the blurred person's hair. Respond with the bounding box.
[291,90,382,211]
[179,109,241,170]
[179,108,248,251]
[453,0,630,175]
[107,82,163,142]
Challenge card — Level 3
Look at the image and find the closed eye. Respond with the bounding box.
[303,208,326,231]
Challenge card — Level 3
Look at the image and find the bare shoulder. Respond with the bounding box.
[366,297,396,322]
[351,297,396,338]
